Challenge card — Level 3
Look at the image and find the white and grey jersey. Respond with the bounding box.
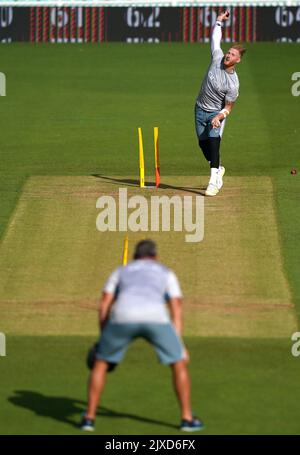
[103,259,182,324]
[196,23,239,112]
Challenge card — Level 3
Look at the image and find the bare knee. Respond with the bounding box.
[171,359,188,373]
[92,359,109,374]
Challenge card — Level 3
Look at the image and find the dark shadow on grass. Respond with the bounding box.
[98,406,178,430]
[8,390,85,427]
[9,390,178,430]
[91,174,205,196]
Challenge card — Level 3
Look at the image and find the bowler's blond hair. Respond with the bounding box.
[231,44,247,58]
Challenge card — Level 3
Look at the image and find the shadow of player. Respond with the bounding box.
[92,174,206,196]
[8,390,85,427]
[9,390,178,430]
[98,405,178,430]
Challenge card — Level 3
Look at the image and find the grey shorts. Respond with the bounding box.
[195,103,226,140]
[96,321,185,365]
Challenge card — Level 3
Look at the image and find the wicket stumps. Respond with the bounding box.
[154,127,160,188]
[138,127,145,188]
[122,235,129,266]
[138,127,160,188]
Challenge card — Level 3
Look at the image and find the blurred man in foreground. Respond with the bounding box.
[80,239,204,432]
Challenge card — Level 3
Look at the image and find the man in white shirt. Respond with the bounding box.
[80,240,204,432]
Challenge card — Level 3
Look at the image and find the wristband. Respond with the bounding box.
[220,108,230,118]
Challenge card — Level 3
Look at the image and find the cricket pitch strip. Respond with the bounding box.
[0,175,297,337]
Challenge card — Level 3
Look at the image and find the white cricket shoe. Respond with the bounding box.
[217,166,225,190]
[205,183,219,196]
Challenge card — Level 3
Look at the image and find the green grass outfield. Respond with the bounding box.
[0,43,300,434]
[1,336,299,435]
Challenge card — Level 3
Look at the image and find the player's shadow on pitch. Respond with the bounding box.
[9,390,178,430]
[98,406,178,430]
[92,174,206,196]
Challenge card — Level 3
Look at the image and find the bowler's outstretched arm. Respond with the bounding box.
[211,21,222,55]
[211,10,229,56]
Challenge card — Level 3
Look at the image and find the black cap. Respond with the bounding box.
[134,240,157,260]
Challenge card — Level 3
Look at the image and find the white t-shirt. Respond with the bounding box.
[103,259,182,323]
[196,23,239,112]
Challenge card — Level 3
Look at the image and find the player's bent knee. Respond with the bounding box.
[170,358,188,370]
[93,359,110,372]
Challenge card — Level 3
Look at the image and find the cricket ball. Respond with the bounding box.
[291,168,297,175]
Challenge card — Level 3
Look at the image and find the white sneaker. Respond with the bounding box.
[205,183,219,196]
[217,166,225,190]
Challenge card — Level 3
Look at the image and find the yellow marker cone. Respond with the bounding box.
[138,127,145,188]
[154,126,160,188]
[122,236,129,266]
